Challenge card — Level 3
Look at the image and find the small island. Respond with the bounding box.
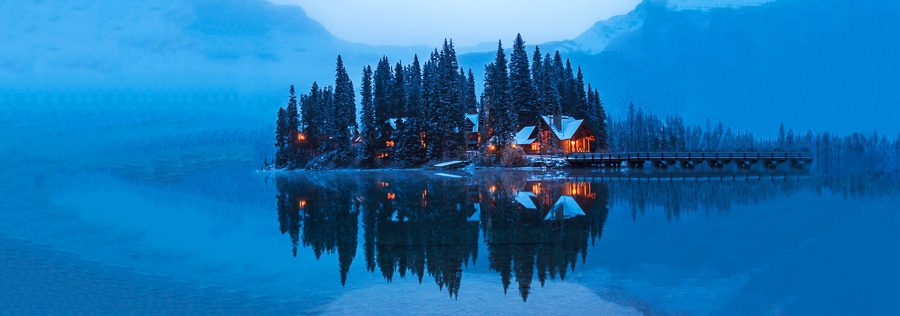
[271,35,608,170]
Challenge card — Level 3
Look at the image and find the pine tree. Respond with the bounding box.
[464,69,477,114]
[285,85,301,165]
[405,55,423,121]
[484,41,516,147]
[574,66,587,118]
[392,62,406,117]
[509,34,537,128]
[359,65,377,166]
[539,54,560,116]
[586,87,608,151]
[552,51,566,116]
[560,59,571,115]
[332,55,356,162]
[301,82,323,154]
[275,107,288,167]
[374,56,393,127]
[319,85,336,153]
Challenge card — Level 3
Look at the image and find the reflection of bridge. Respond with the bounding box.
[567,152,814,170]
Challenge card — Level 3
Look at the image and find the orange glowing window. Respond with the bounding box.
[387,192,396,200]
[531,142,539,151]
[489,185,497,192]
[385,140,395,147]
[298,200,307,208]
[297,133,306,141]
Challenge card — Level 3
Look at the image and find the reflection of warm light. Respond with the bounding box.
[565,182,596,198]
[387,192,396,200]
[297,133,306,141]
[298,200,307,208]
[489,185,497,192]
[531,183,542,195]
[386,140,395,147]
[488,145,496,151]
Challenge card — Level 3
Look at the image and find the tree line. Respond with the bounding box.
[272,35,609,169]
[608,103,900,174]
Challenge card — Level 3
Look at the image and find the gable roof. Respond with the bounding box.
[464,114,479,133]
[515,126,538,145]
[515,191,538,209]
[544,195,586,221]
[385,117,407,130]
[540,115,585,140]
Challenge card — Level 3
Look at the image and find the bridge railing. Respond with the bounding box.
[566,152,813,161]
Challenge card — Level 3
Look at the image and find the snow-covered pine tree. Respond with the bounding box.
[510,34,537,128]
[392,62,406,118]
[484,41,515,147]
[531,46,543,98]
[562,59,576,116]
[464,69,477,114]
[438,40,465,159]
[574,66,587,119]
[359,65,377,167]
[405,55,423,122]
[422,51,442,161]
[374,56,393,133]
[333,55,356,162]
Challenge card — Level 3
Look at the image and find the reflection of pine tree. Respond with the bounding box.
[274,172,612,299]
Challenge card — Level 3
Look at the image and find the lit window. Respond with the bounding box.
[386,140,395,147]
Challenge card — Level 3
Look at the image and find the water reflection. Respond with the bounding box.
[273,171,897,301]
[274,172,609,300]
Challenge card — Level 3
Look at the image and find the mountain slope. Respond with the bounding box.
[0,0,420,91]
[563,0,900,135]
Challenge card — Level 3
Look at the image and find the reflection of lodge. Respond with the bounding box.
[477,178,608,301]
[274,173,608,301]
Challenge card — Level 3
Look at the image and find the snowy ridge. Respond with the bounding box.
[666,0,776,10]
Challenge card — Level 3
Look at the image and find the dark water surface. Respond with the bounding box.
[1,163,898,315]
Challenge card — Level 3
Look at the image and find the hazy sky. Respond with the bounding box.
[270,0,641,47]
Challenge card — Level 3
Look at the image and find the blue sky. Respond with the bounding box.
[270,0,642,47]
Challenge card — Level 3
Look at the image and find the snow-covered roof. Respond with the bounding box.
[544,195,586,220]
[540,115,585,140]
[515,126,537,145]
[386,117,407,130]
[468,203,481,222]
[465,114,479,133]
[515,192,538,209]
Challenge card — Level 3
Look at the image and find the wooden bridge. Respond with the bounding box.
[566,152,814,170]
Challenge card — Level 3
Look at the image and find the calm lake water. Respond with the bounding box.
[2,160,899,315]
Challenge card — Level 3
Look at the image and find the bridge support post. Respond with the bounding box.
[628,160,645,169]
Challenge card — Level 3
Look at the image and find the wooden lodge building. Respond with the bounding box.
[514,115,595,154]
[373,114,594,159]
